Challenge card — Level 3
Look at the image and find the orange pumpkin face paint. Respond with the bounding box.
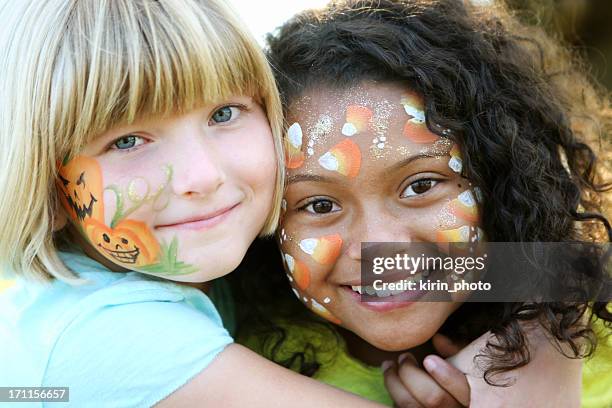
[84,218,160,267]
[57,155,105,222]
[318,138,362,178]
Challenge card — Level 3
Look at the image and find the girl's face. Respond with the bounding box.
[280,82,483,351]
[58,96,276,282]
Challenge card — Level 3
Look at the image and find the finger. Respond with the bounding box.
[396,353,463,408]
[431,333,463,358]
[423,355,470,406]
[382,360,422,408]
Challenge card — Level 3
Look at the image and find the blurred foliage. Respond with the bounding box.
[505,0,612,90]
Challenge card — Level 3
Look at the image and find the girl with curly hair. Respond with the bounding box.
[235,0,612,406]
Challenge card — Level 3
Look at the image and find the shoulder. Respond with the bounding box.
[3,251,233,406]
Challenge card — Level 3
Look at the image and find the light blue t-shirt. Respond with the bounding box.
[0,250,233,407]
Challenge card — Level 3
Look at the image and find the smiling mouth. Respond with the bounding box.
[156,203,240,231]
[98,244,140,264]
[65,192,97,220]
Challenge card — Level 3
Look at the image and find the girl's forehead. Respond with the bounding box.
[284,82,451,180]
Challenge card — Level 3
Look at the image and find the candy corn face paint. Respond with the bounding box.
[342,105,373,136]
[58,98,277,284]
[318,139,362,178]
[278,82,482,351]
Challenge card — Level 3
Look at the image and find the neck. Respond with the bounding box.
[338,326,435,367]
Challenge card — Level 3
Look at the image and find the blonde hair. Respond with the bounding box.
[0,0,284,282]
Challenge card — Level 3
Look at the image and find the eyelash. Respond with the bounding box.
[400,177,441,198]
[297,197,341,215]
[108,135,149,153]
[105,103,249,153]
[207,103,248,126]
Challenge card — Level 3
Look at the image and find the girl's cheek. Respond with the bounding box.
[278,224,343,325]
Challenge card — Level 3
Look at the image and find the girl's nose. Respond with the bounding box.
[347,215,413,261]
[169,131,226,198]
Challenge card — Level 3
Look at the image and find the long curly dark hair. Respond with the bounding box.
[231,0,611,385]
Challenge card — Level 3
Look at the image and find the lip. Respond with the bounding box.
[156,203,240,231]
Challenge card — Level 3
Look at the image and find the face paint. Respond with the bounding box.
[448,190,479,222]
[436,225,484,243]
[448,144,463,173]
[286,122,305,169]
[57,155,104,222]
[284,253,311,290]
[58,98,277,283]
[309,298,342,324]
[298,234,343,265]
[401,93,439,144]
[342,105,373,136]
[318,138,362,178]
[106,164,173,228]
[59,156,197,275]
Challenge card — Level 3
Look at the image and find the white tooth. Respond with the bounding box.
[365,285,376,295]
[351,285,362,294]
[376,289,391,297]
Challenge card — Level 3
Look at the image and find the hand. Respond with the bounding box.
[382,336,470,407]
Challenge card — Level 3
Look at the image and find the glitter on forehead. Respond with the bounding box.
[305,114,334,157]
[420,137,454,156]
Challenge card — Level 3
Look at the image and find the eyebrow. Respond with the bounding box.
[287,173,335,185]
[385,152,447,175]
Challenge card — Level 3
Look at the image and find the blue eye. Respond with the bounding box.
[208,106,240,125]
[111,135,146,151]
[211,106,234,123]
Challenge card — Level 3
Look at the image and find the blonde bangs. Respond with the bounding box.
[60,0,275,153]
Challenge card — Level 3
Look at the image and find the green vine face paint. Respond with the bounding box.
[278,82,483,351]
[58,97,277,283]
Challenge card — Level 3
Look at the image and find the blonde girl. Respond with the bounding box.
[0,1,384,406]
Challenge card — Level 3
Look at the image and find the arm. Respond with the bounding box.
[156,344,384,407]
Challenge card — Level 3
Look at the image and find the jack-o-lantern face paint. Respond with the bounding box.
[57,96,277,283]
[57,156,105,222]
[278,82,483,351]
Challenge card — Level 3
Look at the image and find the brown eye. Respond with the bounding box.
[303,199,340,214]
[401,179,439,198]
